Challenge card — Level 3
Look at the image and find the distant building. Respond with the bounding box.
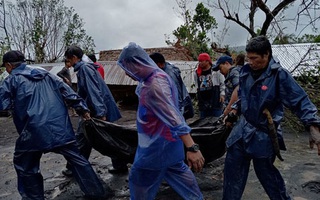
[272,43,320,76]
[99,46,193,61]
[1,43,319,101]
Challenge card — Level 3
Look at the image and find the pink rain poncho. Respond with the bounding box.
[117,43,203,200]
[117,42,191,169]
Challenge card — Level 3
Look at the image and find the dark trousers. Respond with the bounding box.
[223,140,291,200]
[14,142,105,200]
[65,120,92,170]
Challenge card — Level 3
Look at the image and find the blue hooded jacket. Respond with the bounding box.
[227,57,320,157]
[162,62,193,117]
[117,43,191,169]
[73,61,121,122]
[224,66,239,106]
[0,64,89,152]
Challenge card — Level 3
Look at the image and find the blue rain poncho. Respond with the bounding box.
[73,60,121,122]
[227,57,320,157]
[0,64,89,152]
[224,66,240,106]
[162,62,194,119]
[117,43,191,169]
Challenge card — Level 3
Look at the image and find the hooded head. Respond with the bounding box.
[117,42,159,82]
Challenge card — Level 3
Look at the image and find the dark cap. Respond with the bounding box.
[1,50,26,67]
[212,55,233,71]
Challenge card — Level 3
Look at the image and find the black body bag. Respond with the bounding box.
[83,117,231,164]
[82,118,137,163]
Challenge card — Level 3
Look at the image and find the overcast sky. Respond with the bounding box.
[63,0,251,53]
[63,0,316,53]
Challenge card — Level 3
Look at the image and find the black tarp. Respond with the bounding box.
[83,117,231,164]
[188,116,231,163]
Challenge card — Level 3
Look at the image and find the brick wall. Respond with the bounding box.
[99,46,193,61]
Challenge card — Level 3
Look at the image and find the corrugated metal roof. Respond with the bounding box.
[101,61,199,93]
[0,63,77,84]
[31,63,78,83]
[168,61,198,93]
[100,61,138,86]
[272,43,320,76]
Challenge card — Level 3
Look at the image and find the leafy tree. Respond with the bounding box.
[167,1,217,59]
[273,33,320,44]
[273,34,296,44]
[0,0,95,63]
[295,34,320,43]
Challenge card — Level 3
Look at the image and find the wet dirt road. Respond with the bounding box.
[0,109,320,200]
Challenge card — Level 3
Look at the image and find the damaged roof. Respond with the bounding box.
[272,43,320,76]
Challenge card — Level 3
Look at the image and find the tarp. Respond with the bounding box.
[83,119,137,163]
[83,117,231,164]
[188,116,231,163]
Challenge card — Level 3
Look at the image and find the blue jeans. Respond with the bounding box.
[223,140,291,200]
[129,161,203,200]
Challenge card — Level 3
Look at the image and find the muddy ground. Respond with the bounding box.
[0,107,320,200]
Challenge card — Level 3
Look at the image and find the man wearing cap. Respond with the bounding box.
[0,50,106,199]
[194,53,225,118]
[212,55,240,116]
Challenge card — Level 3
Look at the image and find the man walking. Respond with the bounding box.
[212,55,239,116]
[63,46,127,175]
[223,36,320,200]
[0,50,106,199]
[117,42,204,199]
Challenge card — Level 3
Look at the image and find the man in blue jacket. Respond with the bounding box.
[212,55,240,116]
[223,36,320,200]
[64,46,126,175]
[149,52,194,119]
[0,50,106,199]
